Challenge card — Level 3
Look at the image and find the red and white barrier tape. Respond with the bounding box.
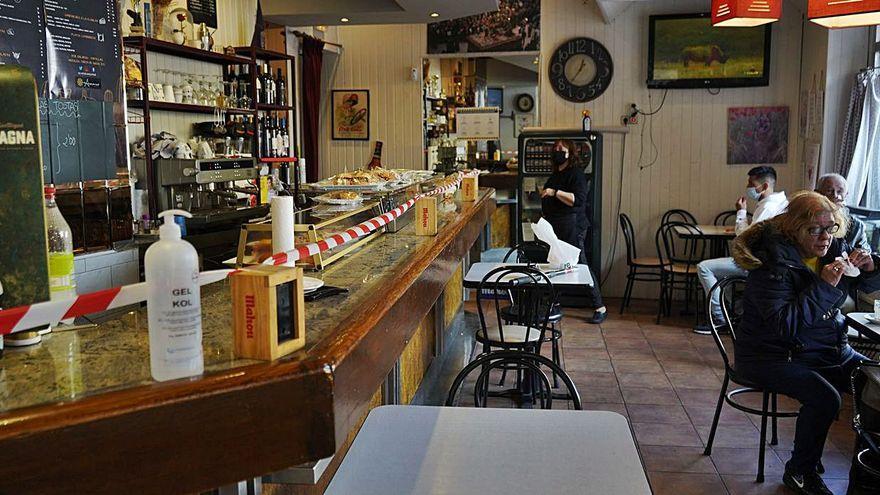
[0,171,476,335]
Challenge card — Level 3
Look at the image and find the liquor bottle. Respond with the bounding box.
[264,64,275,105]
[263,115,274,158]
[237,64,249,101]
[365,141,383,169]
[45,186,76,301]
[276,68,286,106]
[255,65,263,104]
[280,118,290,156]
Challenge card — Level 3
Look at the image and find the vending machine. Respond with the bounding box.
[517,128,603,274]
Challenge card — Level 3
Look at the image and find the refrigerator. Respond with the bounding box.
[517,128,603,276]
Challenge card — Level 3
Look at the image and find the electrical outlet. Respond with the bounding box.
[628,115,639,125]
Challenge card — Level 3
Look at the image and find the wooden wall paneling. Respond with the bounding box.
[399,309,436,405]
[539,0,805,299]
[490,204,511,248]
[318,24,427,178]
[442,262,464,329]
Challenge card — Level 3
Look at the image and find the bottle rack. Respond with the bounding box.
[122,36,298,218]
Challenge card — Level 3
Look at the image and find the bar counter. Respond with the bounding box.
[0,188,495,494]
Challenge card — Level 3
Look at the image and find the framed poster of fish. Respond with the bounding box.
[331,89,370,141]
[647,13,772,89]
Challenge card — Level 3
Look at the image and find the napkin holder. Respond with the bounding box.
[415,196,438,236]
[231,265,306,360]
[461,176,479,202]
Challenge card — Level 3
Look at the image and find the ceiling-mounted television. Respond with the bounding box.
[647,13,772,89]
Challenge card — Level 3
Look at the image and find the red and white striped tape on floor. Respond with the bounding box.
[0,171,474,335]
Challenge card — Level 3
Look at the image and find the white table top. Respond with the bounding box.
[464,262,595,287]
[326,406,651,495]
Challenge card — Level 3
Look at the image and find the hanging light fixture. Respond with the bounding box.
[711,0,782,26]
[809,0,880,28]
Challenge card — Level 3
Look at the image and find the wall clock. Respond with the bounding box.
[548,37,613,103]
[515,93,534,113]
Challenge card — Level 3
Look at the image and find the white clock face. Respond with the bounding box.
[564,54,597,87]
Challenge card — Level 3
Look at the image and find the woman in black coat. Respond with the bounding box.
[541,139,606,323]
[732,191,880,495]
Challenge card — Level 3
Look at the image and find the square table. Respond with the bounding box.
[673,224,736,258]
[463,262,595,289]
[845,312,880,342]
[325,405,652,495]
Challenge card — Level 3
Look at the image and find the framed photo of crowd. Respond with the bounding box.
[331,89,370,141]
[427,0,540,55]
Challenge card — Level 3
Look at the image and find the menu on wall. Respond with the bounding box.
[0,0,47,88]
[44,0,121,99]
[188,0,217,28]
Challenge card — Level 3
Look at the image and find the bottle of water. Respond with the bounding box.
[45,186,76,302]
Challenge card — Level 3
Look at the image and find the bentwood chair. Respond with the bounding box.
[619,213,663,314]
[714,210,738,226]
[849,362,880,492]
[474,266,556,404]
[661,208,698,226]
[655,222,706,323]
[446,350,582,410]
[703,276,799,483]
[502,243,564,387]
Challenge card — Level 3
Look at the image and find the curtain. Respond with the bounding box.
[837,73,867,178]
[847,71,880,208]
[301,36,324,183]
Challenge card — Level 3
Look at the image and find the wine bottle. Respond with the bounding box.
[255,65,263,104]
[263,64,273,105]
[366,141,383,169]
[276,68,286,106]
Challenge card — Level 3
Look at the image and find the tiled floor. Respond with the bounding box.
[457,298,859,495]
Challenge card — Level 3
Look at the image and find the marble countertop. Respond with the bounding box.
[0,191,492,414]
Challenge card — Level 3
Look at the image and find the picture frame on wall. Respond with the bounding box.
[331,89,370,140]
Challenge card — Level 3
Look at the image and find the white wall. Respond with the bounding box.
[539,0,806,298]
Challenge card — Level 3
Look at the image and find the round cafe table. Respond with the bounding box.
[673,224,737,258]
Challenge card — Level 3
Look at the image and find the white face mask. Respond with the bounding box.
[746,187,762,201]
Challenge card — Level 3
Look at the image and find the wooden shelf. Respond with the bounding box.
[260,157,298,163]
[234,46,295,61]
[127,99,254,115]
[123,36,251,65]
[256,103,294,112]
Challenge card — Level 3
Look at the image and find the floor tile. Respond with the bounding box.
[684,403,756,428]
[667,371,723,389]
[633,422,704,447]
[621,386,681,405]
[696,424,761,449]
[721,475,791,495]
[649,471,729,495]
[627,404,692,424]
[580,385,624,404]
[641,445,717,474]
[566,371,619,388]
[617,371,673,389]
[710,447,786,476]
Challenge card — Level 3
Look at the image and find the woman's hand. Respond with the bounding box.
[850,249,876,272]
[820,260,846,287]
[541,188,556,198]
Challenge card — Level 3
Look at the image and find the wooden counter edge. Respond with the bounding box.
[0,189,496,494]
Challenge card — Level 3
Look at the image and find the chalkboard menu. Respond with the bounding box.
[0,0,122,184]
[188,0,218,28]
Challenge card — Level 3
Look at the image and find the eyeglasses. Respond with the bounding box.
[806,224,840,236]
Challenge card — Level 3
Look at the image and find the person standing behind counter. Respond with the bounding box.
[540,139,607,324]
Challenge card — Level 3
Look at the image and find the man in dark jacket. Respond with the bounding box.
[732,192,880,495]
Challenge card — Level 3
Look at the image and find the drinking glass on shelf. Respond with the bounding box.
[238,82,252,109]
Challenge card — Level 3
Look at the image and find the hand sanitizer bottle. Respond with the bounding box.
[145,209,203,382]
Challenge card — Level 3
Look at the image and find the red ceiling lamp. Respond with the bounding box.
[711,0,782,26]
[809,0,880,28]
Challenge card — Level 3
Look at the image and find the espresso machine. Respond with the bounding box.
[134,156,267,242]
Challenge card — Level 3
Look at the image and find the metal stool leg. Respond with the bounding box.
[771,393,779,446]
[704,375,729,456]
[757,391,769,483]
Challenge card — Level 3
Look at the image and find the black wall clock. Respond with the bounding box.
[515,93,534,113]
[548,37,613,103]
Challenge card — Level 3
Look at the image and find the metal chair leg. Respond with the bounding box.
[551,330,560,389]
[771,393,779,446]
[757,391,769,483]
[621,271,635,314]
[704,374,729,455]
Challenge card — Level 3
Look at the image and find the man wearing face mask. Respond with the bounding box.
[695,166,788,333]
[541,139,608,323]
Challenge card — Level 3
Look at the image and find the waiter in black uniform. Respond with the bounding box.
[541,139,607,323]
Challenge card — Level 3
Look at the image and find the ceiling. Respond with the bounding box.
[262,0,500,26]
